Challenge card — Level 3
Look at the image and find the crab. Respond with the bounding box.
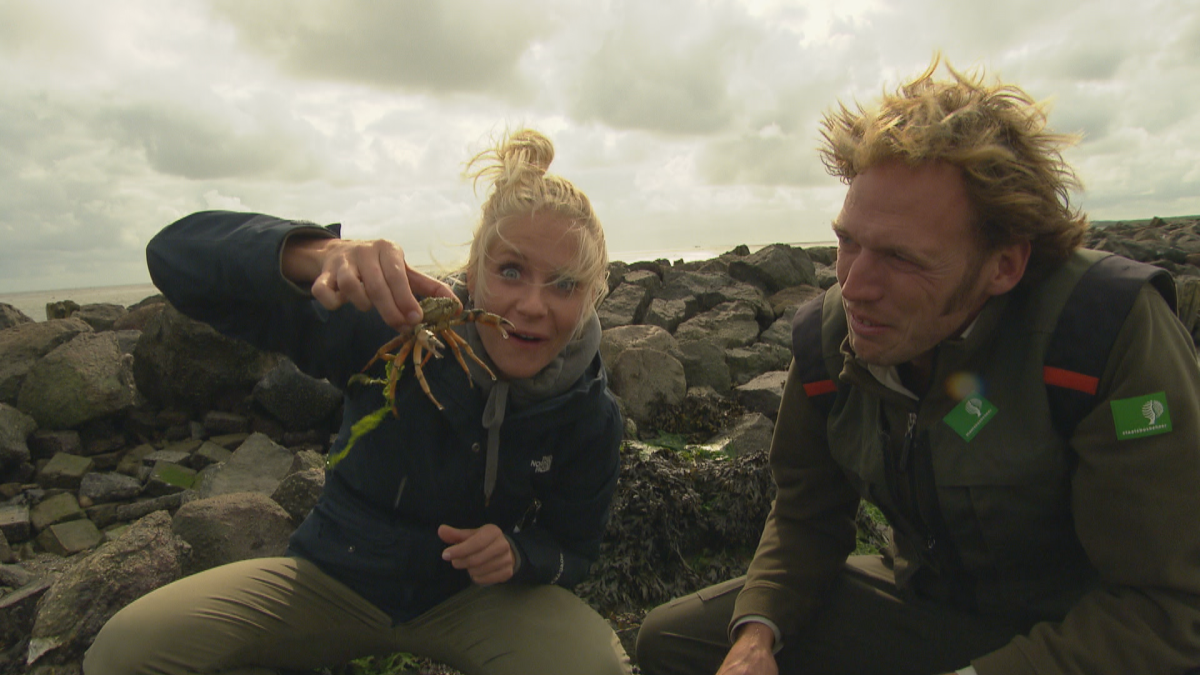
[359,295,514,412]
[328,296,514,469]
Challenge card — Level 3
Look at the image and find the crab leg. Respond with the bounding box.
[461,309,514,338]
[410,340,445,410]
[363,331,414,372]
[442,330,498,381]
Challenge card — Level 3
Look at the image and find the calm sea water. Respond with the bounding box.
[0,283,161,323]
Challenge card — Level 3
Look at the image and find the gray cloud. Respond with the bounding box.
[567,2,757,135]
[2,0,1200,298]
[698,132,828,187]
[210,0,548,99]
[97,101,326,181]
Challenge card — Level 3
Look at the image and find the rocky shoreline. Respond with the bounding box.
[1,216,1198,674]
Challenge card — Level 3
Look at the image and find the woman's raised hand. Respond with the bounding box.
[282,236,454,330]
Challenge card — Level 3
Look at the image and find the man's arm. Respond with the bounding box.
[731,360,862,639]
[973,286,1200,674]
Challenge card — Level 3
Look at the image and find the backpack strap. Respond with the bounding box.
[1043,254,1177,439]
[791,291,838,416]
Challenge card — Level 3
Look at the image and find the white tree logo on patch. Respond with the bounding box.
[1142,399,1165,425]
[965,398,983,418]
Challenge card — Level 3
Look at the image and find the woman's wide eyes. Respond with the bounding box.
[499,266,521,281]
[554,277,577,293]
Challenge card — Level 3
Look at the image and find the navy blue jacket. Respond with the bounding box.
[147,211,623,621]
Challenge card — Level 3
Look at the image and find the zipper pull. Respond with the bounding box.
[899,412,918,469]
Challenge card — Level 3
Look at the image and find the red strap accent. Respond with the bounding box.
[803,379,837,397]
[1043,366,1099,395]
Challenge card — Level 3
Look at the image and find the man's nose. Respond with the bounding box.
[839,251,885,302]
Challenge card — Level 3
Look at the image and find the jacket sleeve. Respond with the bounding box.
[508,385,623,589]
[145,210,379,384]
[732,359,863,637]
[975,285,1200,674]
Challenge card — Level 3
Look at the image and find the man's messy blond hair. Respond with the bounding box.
[819,55,1088,284]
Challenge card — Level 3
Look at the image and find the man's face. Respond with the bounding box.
[833,160,1019,372]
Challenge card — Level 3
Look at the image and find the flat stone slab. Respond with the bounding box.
[0,504,31,542]
[37,518,103,555]
[29,493,84,532]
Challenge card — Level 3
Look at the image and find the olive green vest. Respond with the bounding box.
[796,250,1174,621]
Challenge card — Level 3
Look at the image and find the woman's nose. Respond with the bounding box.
[514,283,549,316]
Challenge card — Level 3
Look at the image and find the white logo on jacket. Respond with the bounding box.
[531,455,553,473]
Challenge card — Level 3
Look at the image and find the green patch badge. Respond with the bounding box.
[1111,392,1173,440]
[944,396,998,442]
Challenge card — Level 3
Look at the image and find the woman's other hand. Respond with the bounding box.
[438,524,517,585]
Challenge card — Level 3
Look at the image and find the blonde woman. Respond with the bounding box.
[85,129,630,675]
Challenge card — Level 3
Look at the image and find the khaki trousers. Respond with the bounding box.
[83,556,630,675]
[635,555,1032,675]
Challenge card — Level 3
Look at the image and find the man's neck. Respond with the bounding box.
[898,358,933,398]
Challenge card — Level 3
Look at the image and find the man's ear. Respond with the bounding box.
[985,239,1032,296]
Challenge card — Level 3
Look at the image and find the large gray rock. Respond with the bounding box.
[79,472,143,505]
[0,303,33,330]
[191,432,297,499]
[597,282,651,329]
[132,303,279,413]
[767,285,823,320]
[0,403,37,467]
[656,270,773,323]
[17,332,137,429]
[674,301,762,348]
[728,244,818,293]
[643,297,693,333]
[758,316,795,349]
[252,359,343,431]
[171,492,293,576]
[608,347,686,426]
[270,467,325,524]
[705,412,775,457]
[676,340,732,393]
[27,510,190,667]
[72,303,128,332]
[727,343,792,386]
[734,371,789,420]
[1176,275,1200,344]
[600,324,683,370]
[0,318,92,407]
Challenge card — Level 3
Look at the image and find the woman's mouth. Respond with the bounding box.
[508,330,545,344]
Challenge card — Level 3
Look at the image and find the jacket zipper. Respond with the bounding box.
[898,412,939,558]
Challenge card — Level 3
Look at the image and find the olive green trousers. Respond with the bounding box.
[635,555,1032,675]
[83,556,630,675]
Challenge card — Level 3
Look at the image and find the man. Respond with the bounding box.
[635,58,1200,675]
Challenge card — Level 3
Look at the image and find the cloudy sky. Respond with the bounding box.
[2,0,1198,294]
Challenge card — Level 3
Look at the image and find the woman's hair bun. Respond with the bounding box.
[498,129,554,176]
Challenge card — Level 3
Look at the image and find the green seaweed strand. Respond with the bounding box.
[326,404,392,469]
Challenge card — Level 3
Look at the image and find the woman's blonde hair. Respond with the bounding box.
[819,55,1088,285]
[462,129,608,323]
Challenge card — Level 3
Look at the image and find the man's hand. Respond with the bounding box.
[282,236,453,330]
[438,524,517,585]
[716,622,778,675]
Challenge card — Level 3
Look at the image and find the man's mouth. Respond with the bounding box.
[848,310,886,331]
